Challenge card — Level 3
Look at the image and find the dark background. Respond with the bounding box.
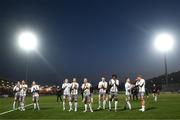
[0,0,180,85]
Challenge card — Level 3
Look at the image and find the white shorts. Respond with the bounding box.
[84,94,91,103]
[63,94,70,100]
[125,95,131,101]
[70,95,78,102]
[20,94,26,102]
[14,92,20,101]
[109,92,118,98]
[32,94,39,102]
[139,92,145,98]
[99,92,106,97]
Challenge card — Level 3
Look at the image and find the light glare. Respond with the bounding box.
[154,33,174,52]
[18,32,37,51]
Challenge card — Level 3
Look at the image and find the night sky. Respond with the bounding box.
[0,0,180,85]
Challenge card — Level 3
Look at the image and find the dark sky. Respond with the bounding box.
[0,0,180,85]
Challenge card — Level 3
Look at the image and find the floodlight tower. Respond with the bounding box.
[18,31,38,81]
[154,33,174,87]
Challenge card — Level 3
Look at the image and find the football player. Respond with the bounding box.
[135,75,146,112]
[69,78,79,112]
[152,84,158,102]
[56,86,63,102]
[13,81,21,110]
[124,77,132,110]
[108,74,119,112]
[31,81,40,110]
[97,77,108,110]
[19,80,28,111]
[81,78,93,112]
[62,79,71,111]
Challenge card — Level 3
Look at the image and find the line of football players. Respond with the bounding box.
[61,74,146,112]
[13,80,40,111]
[12,74,148,112]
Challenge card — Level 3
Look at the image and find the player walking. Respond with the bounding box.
[135,75,146,112]
[19,80,28,111]
[124,77,132,110]
[62,79,71,111]
[108,74,119,112]
[31,81,40,110]
[13,81,21,110]
[81,78,93,112]
[97,77,108,110]
[152,84,158,102]
[69,78,79,112]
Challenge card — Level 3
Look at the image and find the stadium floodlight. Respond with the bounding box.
[18,31,38,51]
[154,33,174,53]
[17,31,38,81]
[154,33,175,89]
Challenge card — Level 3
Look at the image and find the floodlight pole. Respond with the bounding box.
[164,54,168,87]
[25,53,30,81]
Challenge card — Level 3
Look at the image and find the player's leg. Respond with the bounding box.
[97,94,102,109]
[103,93,106,109]
[62,95,66,111]
[33,95,36,110]
[19,96,23,111]
[139,92,145,112]
[13,93,17,110]
[154,93,157,102]
[108,94,112,111]
[83,96,88,112]
[88,95,93,112]
[21,95,26,111]
[19,95,25,111]
[69,95,73,111]
[57,95,59,102]
[74,95,78,112]
[36,95,40,110]
[114,93,118,112]
[126,95,131,110]
[90,93,93,103]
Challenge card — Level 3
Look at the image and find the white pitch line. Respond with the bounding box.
[0,103,33,116]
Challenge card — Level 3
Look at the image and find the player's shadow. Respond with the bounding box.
[131,107,157,111]
[39,107,54,110]
[146,107,157,111]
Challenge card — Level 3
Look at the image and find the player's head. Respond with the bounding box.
[126,78,130,83]
[101,77,105,82]
[136,75,142,80]
[22,80,25,84]
[73,78,76,82]
[64,79,68,83]
[17,81,20,85]
[57,86,60,88]
[32,81,36,85]
[153,84,156,87]
[112,74,117,80]
[84,78,88,83]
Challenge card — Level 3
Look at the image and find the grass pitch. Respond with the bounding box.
[0,93,180,119]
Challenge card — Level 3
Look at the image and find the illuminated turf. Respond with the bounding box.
[0,93,180,119]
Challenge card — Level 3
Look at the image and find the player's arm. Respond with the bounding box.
[139,80,144,87]
[98,83,101,89]
[31,87,34,93]
[62,84,66,90]
[81,84,85,90]
[115,80,119,86]
[13,86,16,91]
[76,83,79,89]
[104,82,108,89]
[36,86,40,93]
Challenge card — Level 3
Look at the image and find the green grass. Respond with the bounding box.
[0,93,180,119]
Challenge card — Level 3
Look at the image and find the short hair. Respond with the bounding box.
[112,74,117,79]
[137,74,142,78]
